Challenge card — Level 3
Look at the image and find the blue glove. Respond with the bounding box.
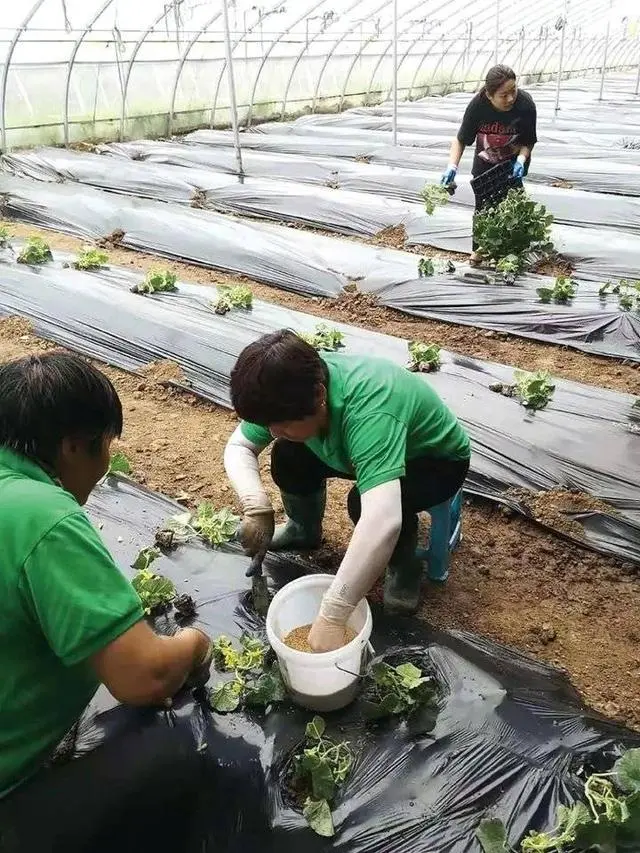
[512,156,526,180]
[441,165,457,187]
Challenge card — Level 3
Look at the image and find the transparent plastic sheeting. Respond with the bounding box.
[74,476,640,853]
[0,248,638,564]
[1,176,639,363]
[7,146,640,236]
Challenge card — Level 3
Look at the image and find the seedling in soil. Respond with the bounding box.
[496,253,523,285]
[421,183,451,215]
[211,284,253,315]
[474,189,554,270]
[173,593,198,623]
[108,451,132,475]
[131,269,178,295]
[490,370,555,411]
[160,503,239,548]
[537,275,578,304]
[288,716,354,837]
[599,279,640,313]
[476,748,640,853]
[131,546,161,572]
[17,237,53,265]
[299,324,344,352]
[418,257,455,277]
[209,634,286,713]
[362,661,437,719]
[0,225,11,248]
[132,568,176,615]
[73,247,109,270]
[407,341,441,373]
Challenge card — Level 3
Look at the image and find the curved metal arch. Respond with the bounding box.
[0,0,48,151]
[119,0,184,142]
[278,0,365,121]
[245,0,331,128]
[209,0,312,128]
[310,0,391,113]
[363,0,436,106]
[167,8,223,137]
[441,26,478,93]
[63,0,117,146]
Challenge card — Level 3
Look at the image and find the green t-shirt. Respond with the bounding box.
[241,352,470,494]
[0,449,143,798]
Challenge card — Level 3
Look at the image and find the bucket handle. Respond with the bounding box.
[334,642,375,679]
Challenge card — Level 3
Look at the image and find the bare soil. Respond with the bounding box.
[2,221,639,395]
[1,317,639,730]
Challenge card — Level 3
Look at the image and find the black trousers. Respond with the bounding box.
[271,440,469,553]
[0,725,209,853]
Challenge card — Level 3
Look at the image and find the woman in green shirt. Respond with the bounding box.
[0,352,212,852]
[225,330,470,653]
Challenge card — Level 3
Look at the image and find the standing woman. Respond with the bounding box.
[441,64,538,265]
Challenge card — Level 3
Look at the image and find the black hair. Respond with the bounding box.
[0,352,123,466]
[484,64,516,97]
[230,329,328,425]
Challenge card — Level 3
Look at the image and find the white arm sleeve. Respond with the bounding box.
[320,479,403,624]
[223,425,273,514]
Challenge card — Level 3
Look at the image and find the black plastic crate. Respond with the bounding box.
[470,160,522,210]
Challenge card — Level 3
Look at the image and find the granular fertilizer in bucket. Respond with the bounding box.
[284,624,357,653]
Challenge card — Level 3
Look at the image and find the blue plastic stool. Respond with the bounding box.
[415,489,463,583]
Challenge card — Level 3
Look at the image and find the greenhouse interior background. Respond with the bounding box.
[2,0,640,150]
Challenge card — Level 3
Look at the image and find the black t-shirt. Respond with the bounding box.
[457,89,537,177]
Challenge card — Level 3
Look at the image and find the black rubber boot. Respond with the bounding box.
[383,517,423,615]
[270,487,326,551]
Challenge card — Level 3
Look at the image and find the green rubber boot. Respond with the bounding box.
[270,487,326,551]
[383,519,423,615]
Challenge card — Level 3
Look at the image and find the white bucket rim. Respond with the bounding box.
[266,573,372,662]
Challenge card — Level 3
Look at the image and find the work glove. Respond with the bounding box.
[512,154,526,180]
[440,164,458,187]
[308,614,354,653]
[237,507,275,559]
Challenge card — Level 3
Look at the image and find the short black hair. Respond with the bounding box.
[484,64,516,96]
[0,352,123,466]
[230,330,328,424]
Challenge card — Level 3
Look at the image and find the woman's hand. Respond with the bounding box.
[308,615,350,653]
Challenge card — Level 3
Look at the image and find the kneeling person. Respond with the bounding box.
[224,330,470,652]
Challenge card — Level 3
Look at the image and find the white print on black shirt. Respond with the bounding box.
[476,121,519,166]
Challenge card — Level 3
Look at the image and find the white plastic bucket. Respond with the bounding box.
[266,573,373,712]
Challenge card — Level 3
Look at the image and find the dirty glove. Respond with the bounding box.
[512,154,526,180]
[237,508,275,558]
[308,615,353,653]
[441,164,458,187]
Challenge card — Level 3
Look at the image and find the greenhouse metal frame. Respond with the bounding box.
[1,0,640,153]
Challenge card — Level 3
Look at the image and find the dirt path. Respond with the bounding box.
[1,317,639,730]
[2,220,639,395]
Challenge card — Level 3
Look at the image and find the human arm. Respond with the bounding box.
[514,97,537,175]
[309,479,402,652]
[441,139,465,186]
[223,424,274,555]
[90,622,211,705]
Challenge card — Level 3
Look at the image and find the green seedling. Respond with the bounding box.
[131,546,161,572]
[298,324,344,352]
[407,341,441,373]
[599,278,640,313]
[131,269,178,295]
[496,253,523,284]
[537,275,578,304]
[160,504,239,548]
[289,716,354,837]
[0,225,11,248]
[17,237,53,265]
[421,183,451,215]
[474,189,554,270]
[211,284,253,315]
[419,257,456,277]
[418,258,434,277]
[363,661,437,719]
[73,247,109,270]
[490,370,555,411]
[132,567,176,615]
[209,634,286,713]
[477,748,640,853]
[108,451,132,475]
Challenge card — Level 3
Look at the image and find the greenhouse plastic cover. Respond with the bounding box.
[0,248,638,565]
[1,175,639,363]
[73,474,640,853]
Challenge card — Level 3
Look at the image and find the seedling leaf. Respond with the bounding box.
[131,546,161,572]
[0,225,12,248]
[407,341,441,373]
[306,716,326,740]
[73,247,109,270]
[212,284,253,314]
[615,749,640,794]
[303,798,334,837]
[476,818,509,853]
[131,568,176,615]
[108,451,132,475]
[209,680,242,713]
[421,183,450,216]
[131,269,178,295]
[17,237,53,265]
[364,659,437,719]
[474,189,554,271]
[298,324,344,352]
